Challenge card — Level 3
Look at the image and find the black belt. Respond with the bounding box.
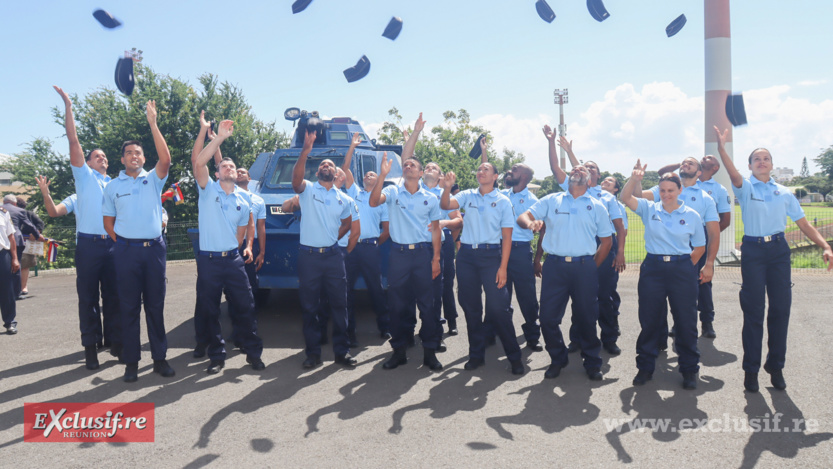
[391,242,431,250]
[199,248,238,258]
[77,232,109,240]
[646,253,691,262]
[461,243,501,250]
[743,233,785,244]
[359,237,379,245]
[550,254,594,263]
[116,236,163,247]
[511,241,531,247]
[299,244,339,254]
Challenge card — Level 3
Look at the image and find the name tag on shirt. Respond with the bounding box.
[132,189,139,195]
[765,196,772,202]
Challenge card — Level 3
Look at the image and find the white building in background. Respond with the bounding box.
[772,167,795,183]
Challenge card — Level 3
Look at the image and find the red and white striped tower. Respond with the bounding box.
[704,0,735,255]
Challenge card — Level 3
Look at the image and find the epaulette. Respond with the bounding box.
[0,207,6,213]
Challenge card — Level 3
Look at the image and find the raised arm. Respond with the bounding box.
[147,100,172,179]
[558,136,580,168]
[343,132,361,189]
[53,86,85,168]
[191,110,210,165]
[401,113,425,161]
[193,120,234,190]
[621,161,647,211]
[439,172,460,211]
[542,125,568,185]
[36,176,67,217]
[480,136,489,164]
[292,130,316,194]
[714,126,743,188]
[282,195,300,213]
[368,152,390,207]
[657,162,681,176]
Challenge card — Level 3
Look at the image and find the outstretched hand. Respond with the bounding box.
[302,130,316,152]
[35,175,50,191]
[146,100,158,126]
[199,110,210,130]
[379,151,392,177]
[443,171,457,190]
[542,125,556,142]
[217,120,234,140]
[414,112,426,134]
[53,86,72,107]
[350,132,362,147]
[558,136,573,153]
[713,126,729,148]
[631,160,647,181]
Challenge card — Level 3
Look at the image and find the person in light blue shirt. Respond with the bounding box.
[714,126,833,393]
[441,159,524,375]
[292,128,356,369]
[101,100,174,383]
[192,119,264,375]
[54,85,121,372]
[517,164,613,381]
[621,166,705,390]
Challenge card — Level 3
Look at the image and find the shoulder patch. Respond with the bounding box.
[0,207,6,213]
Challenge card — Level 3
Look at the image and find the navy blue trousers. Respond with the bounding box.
[345,241,390,334]
[225,241,261,345]
[697,230,715,323]
[540,255,602,371]
[570,236,619,346]
[197,251,263,361]
[298,246,349,357]
[12,244,22,298]
[636,256,700,374]
[387,243,440,350]
[456,246,521,362]
[505,242,541,343]
[114,237,168,364]
[441,232,458,321]
[0,250,16,328]
[740,236,791,373]
[75,236,120,348]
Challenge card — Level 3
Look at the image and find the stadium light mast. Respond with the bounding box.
[554,89,569,170]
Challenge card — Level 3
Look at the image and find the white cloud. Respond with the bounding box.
[798,79,827,86]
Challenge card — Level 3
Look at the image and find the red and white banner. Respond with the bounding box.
[24,402,155,442]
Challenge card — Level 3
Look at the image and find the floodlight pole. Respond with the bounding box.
[704,0,736,257]
[554,89,569,170]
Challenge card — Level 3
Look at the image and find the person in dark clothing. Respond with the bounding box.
[15,197,44,295]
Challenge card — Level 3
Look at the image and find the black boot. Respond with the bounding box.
[423,349,443,371]
[85,346,99,370]
[383,348,407,369]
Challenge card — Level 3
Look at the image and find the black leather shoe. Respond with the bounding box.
[423,349,443,371]
[682,372,698,390]
[382,349,407,369]
[544,362,564,379]
[436,338,447,353]
[764,364,786,390]
[302,355,322,369]
[486,336,496,347]
[744,372,759,393]
[587,368,603,381]
[702,321,717,339]
[193,342,208,359]
[110,343,124,363]
[510,360,525,375]
[247,356,266,370]
[668,326,676,338]
[658,341,668,352]
[447,319,459,336]
[153,359,176,378]
[526,340,544,352]
[85,346,100,370]
[633,370,653,386]
[124,363,139,383]
[335,354,358,367]
[206,360,225,374]
[567,342,580,353]
[464,357,485,371]
[603,342,621,356]
[380,331,392,341]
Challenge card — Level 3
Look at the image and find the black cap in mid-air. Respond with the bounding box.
[382,17,403,40]
[469,134,486,159]
[292,0,313,14]
[535,0,556,23]
[114,57,134,96]
[666,14,687,37]
[93,9,122,29]
[343,56,371,83]
[587,0,610,22]
[725,94,747,126]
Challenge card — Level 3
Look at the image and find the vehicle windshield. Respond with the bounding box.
[268,155,345,186]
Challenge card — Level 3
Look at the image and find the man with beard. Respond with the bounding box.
[54,85,121,371]
[102,100,174,383]
[543,128,626,356]
[518,164,612,380]
[292,129,356,369]
[370,113,443,372]
[192,120,265,374]
[635,157,720,343]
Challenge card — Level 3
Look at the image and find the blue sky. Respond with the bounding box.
[1,0,831,178]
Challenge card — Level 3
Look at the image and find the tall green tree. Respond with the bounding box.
[814,145,833,179]
[800,156,810,178]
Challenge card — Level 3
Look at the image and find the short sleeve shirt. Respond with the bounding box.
[452,188,514,245]
[381,184,442,244]
[102,169,168,239]
[72,164,111,235]
[501,187,538,242]
[732,177,804,236]
[297,181,352,248]
[197,179,252,252]
[528,191,612,256]
[635,198,706,255]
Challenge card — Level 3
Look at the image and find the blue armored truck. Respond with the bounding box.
[189,108,403,293]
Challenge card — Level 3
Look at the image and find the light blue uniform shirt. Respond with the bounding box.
[347,185,389,240]
[618,201,629,229]
[197,179,252,252]
[102,169,168,239]
[732,177,804,237]
[241,190,266,239]
[297,180,351,248]
[696,178,732,214]
[635,198,706,255]
[381,184,442,244]
[61,194,78,215]
[453,188,514,245]
[72,164,111,235]
[594,190,624,233]
[501,187,538,242]
[420,180,453,242]
[528,191,612,256]
[337,191,360,248]
[650,185,719,226]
